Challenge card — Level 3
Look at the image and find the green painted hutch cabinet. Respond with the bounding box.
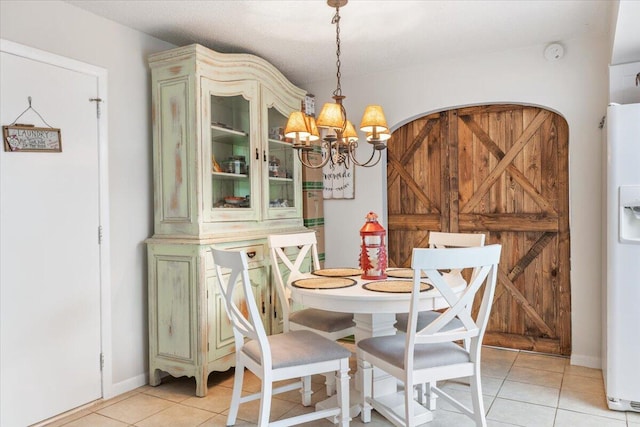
[146,44,307,396]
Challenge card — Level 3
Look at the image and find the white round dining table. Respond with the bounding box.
[289,269,466,416]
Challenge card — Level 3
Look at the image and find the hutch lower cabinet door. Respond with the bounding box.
[147,239,270,397]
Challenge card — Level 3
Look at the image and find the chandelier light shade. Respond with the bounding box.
[304,115,321,142]
[287,0,389,170]
[359,105,389,134]
[343,120,358,141]
[284,111,310,145]
[316,101,346,130]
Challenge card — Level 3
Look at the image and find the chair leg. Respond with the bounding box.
[425,381,438,410]
[337,359,351,427]
[404,379,415,427]
[469,371,487,427]
[359,357,373,423]
[227,364,245,426]
[324,372,336,396]
[259,373,273,427]
[301,375,312,406]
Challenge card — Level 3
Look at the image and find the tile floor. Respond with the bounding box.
[38,345,640,427]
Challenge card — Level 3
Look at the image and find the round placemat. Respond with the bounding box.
[291,277,357,289]
[386,268,427,279]
[362,280,433,293]
[312,267,362,277]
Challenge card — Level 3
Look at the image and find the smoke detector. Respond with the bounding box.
[544,43,564,61]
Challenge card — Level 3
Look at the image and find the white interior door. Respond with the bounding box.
[1,47,103,426]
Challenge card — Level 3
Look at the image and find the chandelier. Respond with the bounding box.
[284,0,390,169]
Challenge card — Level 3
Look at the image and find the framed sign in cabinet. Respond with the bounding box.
[146,44,308,396]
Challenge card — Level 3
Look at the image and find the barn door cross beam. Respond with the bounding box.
[460,110,552,214]
[459,115,557,215]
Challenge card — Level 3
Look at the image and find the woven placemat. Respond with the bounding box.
[386,268,427,279]
[312,267,362,277]
[291,277,357,290]
[362,280,433,293]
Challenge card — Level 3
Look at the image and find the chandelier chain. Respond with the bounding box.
[332,6,342,98]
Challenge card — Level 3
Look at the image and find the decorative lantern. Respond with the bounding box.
[359,212,388,280]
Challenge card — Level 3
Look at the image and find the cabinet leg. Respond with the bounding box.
[149,368,162,387]
[196,372,208,397]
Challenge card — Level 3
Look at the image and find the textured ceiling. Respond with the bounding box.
[66,0,624,87]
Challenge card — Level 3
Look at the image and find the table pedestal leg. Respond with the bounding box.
[353,313,398,396]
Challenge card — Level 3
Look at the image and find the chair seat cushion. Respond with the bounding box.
[395,310,464,333]
[243,330,352,369]
[290,308,355,333]
[357,333,469,370]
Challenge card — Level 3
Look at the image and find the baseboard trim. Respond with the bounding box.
[570,354,601,369]
[105,373,148,399]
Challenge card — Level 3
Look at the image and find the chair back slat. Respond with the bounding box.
[212,248,270,363]
[428,231,486,280]
[407,245,501,356]
[268,232,321,331]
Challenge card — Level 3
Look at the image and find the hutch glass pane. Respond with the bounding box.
[210,94,251,209]
[267,106,295,209]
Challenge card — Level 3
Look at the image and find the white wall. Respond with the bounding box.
[0,0,175,396]
[307,34,610,368]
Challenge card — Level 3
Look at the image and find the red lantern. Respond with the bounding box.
[359,212,388,280]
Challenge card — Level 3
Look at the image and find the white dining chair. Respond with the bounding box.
[212,248,351,427]
[395,231,486,333]
[268,231,355,396]
[358,244,502,427]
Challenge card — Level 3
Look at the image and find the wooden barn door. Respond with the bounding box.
[387,104,571,355]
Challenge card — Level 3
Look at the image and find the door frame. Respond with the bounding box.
[0,39,112,398]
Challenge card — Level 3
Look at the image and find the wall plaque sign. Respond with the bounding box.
[3,124,62,152]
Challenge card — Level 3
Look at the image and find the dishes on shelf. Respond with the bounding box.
[224,196,245,205]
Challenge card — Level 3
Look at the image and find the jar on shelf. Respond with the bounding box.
[269,156,280,177]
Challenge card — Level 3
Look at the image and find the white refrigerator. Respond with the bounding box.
[602,102,640,412]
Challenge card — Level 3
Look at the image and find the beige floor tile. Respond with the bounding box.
[443,376,504,396]
[558,387,626,421]
[198,413,230,426]
[135,404,215,427]
[430,387,494,415]
[39,408,94,427]
[143,376,199,402]
[563,364,602,379]
[486,398,556,427]
[554,408,627,426]
[225,396,297,424]
[90,388,147,412]
[561,373,606,394]
[497,380,559,407]
[482,346,519,365]
[513,352,567,373]
[95,393,175,424]
[60,413,128,427]
[628,411,640,423]
[181,387,233,413]
[277,403,336,426]
[506,366,563,388]
[481,360,514,380]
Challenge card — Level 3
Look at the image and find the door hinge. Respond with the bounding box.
[98,225,103,244]
[89,98,103,119]
[100,353,104,371]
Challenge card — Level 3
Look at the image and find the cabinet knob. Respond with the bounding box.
[246,251,257,258]
[255,148,259,160]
